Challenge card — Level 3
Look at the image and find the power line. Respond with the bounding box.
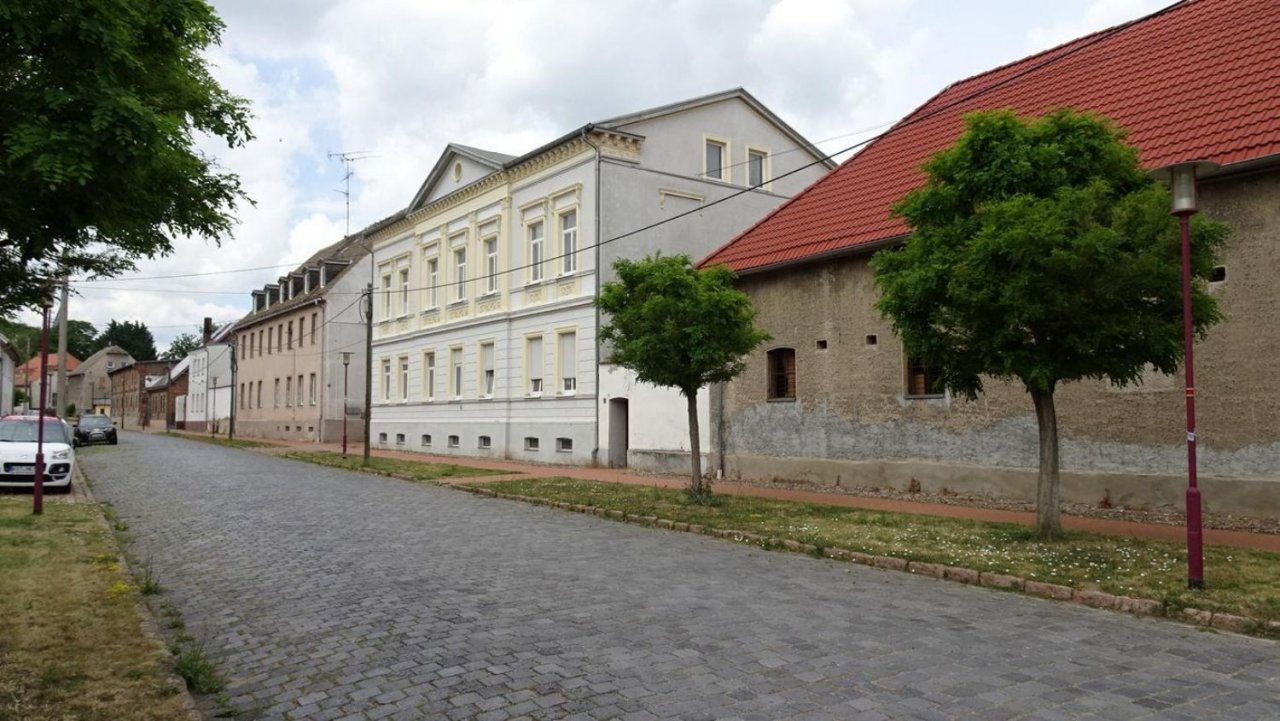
[74,262,302,283]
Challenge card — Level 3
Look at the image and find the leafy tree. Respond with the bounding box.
[66,320,100,361]
[162,332,202,360]
[0,0,253,315]
[0,317,98,362]
[597,254,770,500]
[96,320,157,361]
[872,109,1229,538]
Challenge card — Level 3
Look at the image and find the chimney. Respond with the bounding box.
[202,317,213,344]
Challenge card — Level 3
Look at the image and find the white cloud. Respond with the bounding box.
[1026,0,1171,53]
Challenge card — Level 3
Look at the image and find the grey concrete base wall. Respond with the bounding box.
[725,453,1280,519]
[627,449,711,477]
[320,417,363,445]
[236,420,321,444]
[368,418,597,466]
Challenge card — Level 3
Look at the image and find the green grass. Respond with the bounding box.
[170,640,223,695]
[483,477,1280,622]
[282,450,510,482]
[164,432,274,449]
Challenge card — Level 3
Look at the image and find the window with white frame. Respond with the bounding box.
[285,376,292,407]
[423,351,436,400]
[381,272,392,316]
[528,220,544,282]
[526,335,543,395]
[480,342,495,398]
[399,267,410,315]
[297,374,304,406]
[399,357,409,401]
[748,149,768,187]
[426,256,439,308]
[309,373,317,405]
[483,236,498,294]
[381,359,392,401]
[453,247,467,301]
[560,210,577,274]
[450,347,463,399]
[705,139,726,181]
[558,331,576,393]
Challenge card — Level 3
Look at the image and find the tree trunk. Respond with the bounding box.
[1031,385,1062,539]
[686,388,703,497]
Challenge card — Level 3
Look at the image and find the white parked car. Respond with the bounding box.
[0,415,75,493]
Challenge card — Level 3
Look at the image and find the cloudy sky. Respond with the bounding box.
[57,0,1170,351]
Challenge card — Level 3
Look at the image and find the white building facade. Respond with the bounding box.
[367,89,831,470]
[185,334,234,434]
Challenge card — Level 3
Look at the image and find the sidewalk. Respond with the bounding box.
[166,431,1280,552]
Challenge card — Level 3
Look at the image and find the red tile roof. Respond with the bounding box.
[703,0,1280,274]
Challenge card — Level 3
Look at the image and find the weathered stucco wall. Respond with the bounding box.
[721,168,1280,515]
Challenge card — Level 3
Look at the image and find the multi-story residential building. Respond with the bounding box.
[365,89,832,470]
[185,321,234,434]
[66,345,135,416]
[146,357,189,430]
[108,360,175,429]
[232,228,389,443]
[701,0,1280,517]
[16,352,79,414]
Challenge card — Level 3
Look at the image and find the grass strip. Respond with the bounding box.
[481,477,1280,623]
[0,498,191,721]
[281,450,511,482]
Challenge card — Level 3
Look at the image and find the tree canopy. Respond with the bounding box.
[162,332,202,360]
[597,254,770,498]
[96,320,156,361]
[872,108,1229,537]
[0,317,97,361]
[0,0,253,315]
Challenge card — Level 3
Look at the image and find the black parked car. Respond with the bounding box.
[74,415,118,446]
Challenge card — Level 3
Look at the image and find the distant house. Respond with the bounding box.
[185,320,234,434]
[700,0,1280,516]
[67,345,135,416]
[0,334,17,415]
[14,352,80,414]
[147,357,189,430]
[109,360,175,430]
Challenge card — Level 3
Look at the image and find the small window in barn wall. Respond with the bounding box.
[767,348,796,400]
[905,356,944,398]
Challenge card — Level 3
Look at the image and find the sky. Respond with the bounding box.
[49,0,1172,352]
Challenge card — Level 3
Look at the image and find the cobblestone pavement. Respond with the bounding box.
[80,433,1279,721]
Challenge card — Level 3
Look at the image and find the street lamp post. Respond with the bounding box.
[341,352,351,456]
[211,376,218,436]
[33,304,51,516]
[1149,160,1217,590]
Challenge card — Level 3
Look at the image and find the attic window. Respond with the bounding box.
[453,162,462,182]
[816,339,828,350]
[1210,266,1226,283]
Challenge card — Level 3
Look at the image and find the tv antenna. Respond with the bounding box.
[328,150,377,238]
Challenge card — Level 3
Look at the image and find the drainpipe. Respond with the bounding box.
[580,125,602,465]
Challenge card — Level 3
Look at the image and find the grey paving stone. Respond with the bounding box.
[80,433,1280,721]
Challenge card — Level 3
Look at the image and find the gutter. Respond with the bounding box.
[580,126,603,466]
[729,234,909,279]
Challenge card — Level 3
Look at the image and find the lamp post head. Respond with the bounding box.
[1148,160,1219,216]
[342,351,352,367]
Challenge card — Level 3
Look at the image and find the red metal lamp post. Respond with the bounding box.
[341,352,352,456]
[33,305,52,515]
[1150,160,1217,590]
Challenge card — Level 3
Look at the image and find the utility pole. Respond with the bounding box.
[54,276,69,416]
[362,283,373,466]
[229,342,237,441]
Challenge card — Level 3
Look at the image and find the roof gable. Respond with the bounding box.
[407,143,516,213]
[703,0,1280,274]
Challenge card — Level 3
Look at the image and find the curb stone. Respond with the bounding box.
[456,484,1278,639]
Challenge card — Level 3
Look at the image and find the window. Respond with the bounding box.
[381,359,392,401]
[1210,265,1227,283]
[395,433,405,446]
[256,381,262,409]
[865,334,878,346]
[448,435,460,448]
[478,435,491,449]
[767,348,796,400]
[399,357,409,401]
[450,347,463,399]
[268,328,274,355]
[379,432,387,443]
[399,267,410,314]
[748,149,768,187]
[526,336,543,395]
[556,437,573,453]
[239,383,245,409]
[484,236,498,294]
[297,374,304,406]
[421,434,431,447]
[309,373,317,405]
[424,352,436,400]
[558,331,576,393]
[278,323,283,351]
[524,436,540,451]
[274,378,281,407]
[258,330,264,356]
[285,376,292,407]
[528,221,544,282]
[381,273,392,316]
[480,343,495,397]
[426,257,439,308]
[453,247,467,301]
[705,139,726,181]
[249,334,255,358]
[287,321,293,350]
[906,356,944,398]
[816,339,828,350]
[560,210,577,274]
[311,312,318,344]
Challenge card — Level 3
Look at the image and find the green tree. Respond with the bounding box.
[66,320,100,361]
[162,332,201,360]
[0,0,253,315]
[872,109,1229,538]
[597,254,770,500]
[96,320,157,361]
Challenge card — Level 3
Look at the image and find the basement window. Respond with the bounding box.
[395,433,405,446]
[524,436,540,451]
[1210,266,1227,283]
[447,435,459,448]
[556,437,573,453]
[378,432,388,444]
[865,334,878,346]
[816,339,828,350]
[421,434,432,447]
[478,435,491,449]
[767,348,796,400]
[905,356,944,398]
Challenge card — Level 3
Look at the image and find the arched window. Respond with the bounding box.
[767,348,796,400]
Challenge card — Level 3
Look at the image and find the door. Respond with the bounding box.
[608,398,629,468]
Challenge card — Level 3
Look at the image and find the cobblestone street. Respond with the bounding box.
[80,433,1280,720]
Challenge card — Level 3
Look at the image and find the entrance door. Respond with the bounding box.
[608,398,629,468]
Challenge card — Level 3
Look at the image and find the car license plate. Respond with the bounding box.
[5,464,34,474]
